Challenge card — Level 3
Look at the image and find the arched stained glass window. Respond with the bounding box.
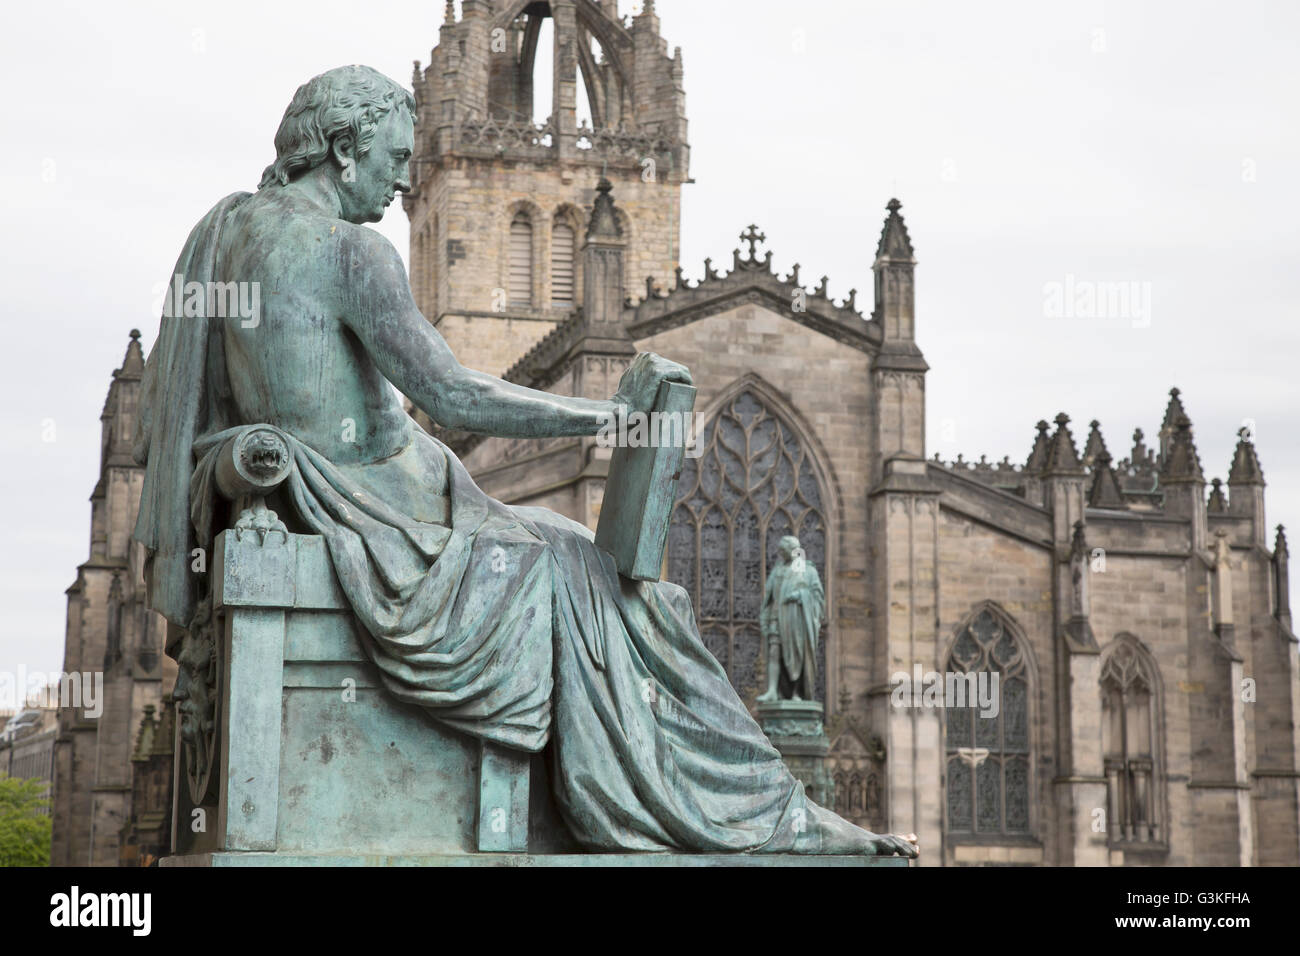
[665,389,827,704]
[1101,637,1162,845]
[944,607,1031,836]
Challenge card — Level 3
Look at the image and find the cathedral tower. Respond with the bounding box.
[51,330,173,866]
[405,0,689,376]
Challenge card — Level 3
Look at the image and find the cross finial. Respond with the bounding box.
[740,224,766,260]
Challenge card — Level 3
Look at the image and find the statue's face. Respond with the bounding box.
[174,638,213,745]
[339,106,413,224]
[778,536,799,561]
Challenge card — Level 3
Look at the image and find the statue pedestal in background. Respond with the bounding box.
[757,699,833,807]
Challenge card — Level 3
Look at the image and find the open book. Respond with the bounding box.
[595,380,698,580]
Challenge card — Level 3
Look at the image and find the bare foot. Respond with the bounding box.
[870,833,919,858]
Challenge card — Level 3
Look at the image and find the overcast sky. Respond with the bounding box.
[2,0,1296,679]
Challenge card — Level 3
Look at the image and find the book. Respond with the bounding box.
[594,380,698,580]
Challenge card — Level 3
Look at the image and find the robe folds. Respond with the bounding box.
[135,196,880,854]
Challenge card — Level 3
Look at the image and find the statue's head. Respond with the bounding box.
[778,535,801,560]
[259,65,416,224]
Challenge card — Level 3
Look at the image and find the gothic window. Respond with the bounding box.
[105,573,124,668]
[1101,637,1162,845]
[665,388,828,703]
[136,610,158,673]
[150,767,166,812]
[413,224,428,313]
[421,217,436,314]
[508,212,533,307]
[412,228,423,308]
[944,607,1031,837]
[550,221,575,308]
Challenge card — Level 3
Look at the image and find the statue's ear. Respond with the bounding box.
[331,133,359,181]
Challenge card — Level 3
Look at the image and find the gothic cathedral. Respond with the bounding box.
[402,0,1299,867]
[52,0,1298,866]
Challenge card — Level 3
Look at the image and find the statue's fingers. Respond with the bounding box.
[654,357,693,384]
[633,351,692,386]
[665,363,689,380]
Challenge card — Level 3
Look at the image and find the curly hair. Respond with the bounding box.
[258,65,416,189]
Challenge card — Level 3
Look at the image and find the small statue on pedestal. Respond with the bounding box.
[758,535,825,702]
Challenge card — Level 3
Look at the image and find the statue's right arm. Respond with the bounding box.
[338,230,619,438]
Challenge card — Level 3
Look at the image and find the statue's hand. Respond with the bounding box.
[613,352,693,416]
[869,832,919,858]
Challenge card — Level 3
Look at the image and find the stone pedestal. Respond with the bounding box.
[757,699,832,807]
[164,528,578,864]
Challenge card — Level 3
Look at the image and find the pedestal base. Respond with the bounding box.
[757,699,833,806]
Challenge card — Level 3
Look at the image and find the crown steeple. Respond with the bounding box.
[405,0,688,378]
